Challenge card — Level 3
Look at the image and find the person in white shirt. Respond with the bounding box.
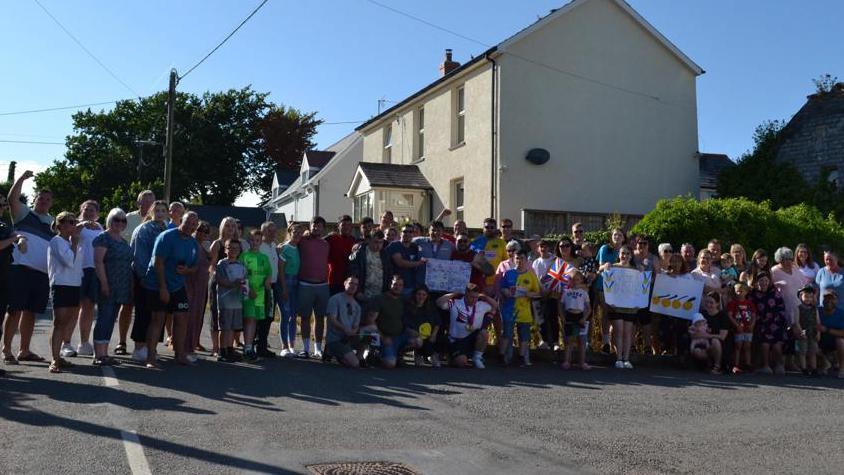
[436,283,498,369]
[47,212,84,373]
[62,200,102,358]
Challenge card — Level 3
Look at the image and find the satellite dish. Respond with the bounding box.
[526,148,550,165]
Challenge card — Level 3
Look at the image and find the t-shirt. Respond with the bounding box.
[798,263,820,283]
[815,267,844,311]
[142,228,199,292]
[216,259,246,310]
[258,242,280,283]
[298,236,329,284]
[326,233,356,287]
[11,206,54,274]
[403,301,441,338]
[511,269,539,324]
[596,244,619,289]
[498,269,519,321]
[532,255,556,282]
[371,292,404,337]
[727,299,754,333]
[798,304,819,336]
[92,232,133,304]
[79,224,103,269]
[47,235,83,286]
[240,250,271,307]
[441,298,492,340]
[131,221,166,278]
[563,287,590,313]
[703,309,730,335]
[326,293,361,343]
[771,265,806,325]
[470,236,508,288]
[279,243,300,276]
[123,210,143,241]
[386,241,421,290]
[820,307,844,331]
[691,267,722,290]
[413,237,455,282]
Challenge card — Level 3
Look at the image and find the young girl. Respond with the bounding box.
[215,239,247,362]
[240,229,272,362]
[278,223,304,357]
[750,272,788,375]
[740,249,769,284]
[727,282,755,374]
[47,212,84,373]
[794,285,820,376]
[559,269,591,370]
[605,245,637,369]
[209,216,238,356]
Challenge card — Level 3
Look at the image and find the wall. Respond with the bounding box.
[316,136,362,220]
[496,0,700,230]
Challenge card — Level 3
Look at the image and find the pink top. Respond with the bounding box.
[771,264,805,325]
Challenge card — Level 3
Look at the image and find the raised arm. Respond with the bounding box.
[7,170,33,222]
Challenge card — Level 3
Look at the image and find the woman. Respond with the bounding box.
[543,238,580,350]
[64,200,102,358]
[129,200,168,362]
[740,249,769,284]
[597,228,626,354]
[605,245,637,368]
[657,243,673,273]
[795,243,819,285]
[92,208,132,365]
[404,285,441,367]
[730,244,749,276]
[750,271,788,375]
[209,216,238,356]
[185,220,211,360]
[691,250,724,297]
[659,254,693,356]
[278,223,304,357]
[816,250,844,312]
[633,235,659,355]
[691,291,729,374]
[47,212,83,373]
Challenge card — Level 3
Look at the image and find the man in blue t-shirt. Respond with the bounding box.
[142,211,199,368]
[386,223,425,298]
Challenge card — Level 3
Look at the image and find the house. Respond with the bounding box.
[186,204,286,235]
[775,83,844,188]
[350,0,703,235]
[698,153,734,201]
[269,168,298,203]
[267,132,363,223]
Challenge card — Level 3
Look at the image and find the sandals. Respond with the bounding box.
[17,351,45,362]
[113,343,128,355]
[48,361,61,373]
[57,357,75,369]
[3,353,19,365]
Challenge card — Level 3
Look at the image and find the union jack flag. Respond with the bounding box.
[541,258,572,292]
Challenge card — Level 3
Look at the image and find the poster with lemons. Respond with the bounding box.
[649,274,704,320]
[602,268,652,308]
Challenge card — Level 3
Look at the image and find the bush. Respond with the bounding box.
[631,197,844,256]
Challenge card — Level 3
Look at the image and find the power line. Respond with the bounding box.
[33,0,141,98]
[364,0,490,48]
[0,139,65,145]
[179,0,271,81]
[0,100,125,117]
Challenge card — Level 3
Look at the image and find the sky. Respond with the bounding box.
[1,0,842,206]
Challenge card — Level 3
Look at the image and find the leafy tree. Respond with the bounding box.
[256,105,321,193]
[813,73,839,94]
[35,87,320,212]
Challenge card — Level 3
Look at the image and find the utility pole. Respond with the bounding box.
[6,160,15,182]
[163,68,177,203]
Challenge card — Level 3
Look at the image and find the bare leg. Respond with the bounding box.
[172,313,189,364]
[146,312,165,366]
[3,311,22,356]
[78,299,95,345]
[612,319,623,362]
[18,311,36,355]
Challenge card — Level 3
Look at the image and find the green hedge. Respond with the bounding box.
[630,197,844,256]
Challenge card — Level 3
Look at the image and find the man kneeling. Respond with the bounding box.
[325,277,373,367]
[436,284,498,369]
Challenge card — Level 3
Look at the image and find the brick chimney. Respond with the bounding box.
[438,49,460,77]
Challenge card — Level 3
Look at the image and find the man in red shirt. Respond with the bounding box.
[326,215,356,296]
[297,216,330,359]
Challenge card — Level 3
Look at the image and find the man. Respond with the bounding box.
[436,284,498,369]
[386,224,425,298]
[0,194,27,375]
[167,202,185,229]
[255,221,280,358]
[533,240,560,351]
[325,276,367,367]
[819,289,844,377]
[470,218,508,293]
[142,211,199,368]
[681,243,697,271]
[358,217,375,243]
[348,230,392,304]
[451,233,492,289]
[414,221,455,284]
[368,275,416,369]
[123,190,155,241]
[707,239,723,272]
[297,216,330,358]
[500,218,516,243]
[571,222,585,252]
[326,215,356,295]
[3,170,53,364]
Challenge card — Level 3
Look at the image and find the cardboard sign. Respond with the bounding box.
[649,274,704,320]
[602,267,652,309]
[425,258,472,293]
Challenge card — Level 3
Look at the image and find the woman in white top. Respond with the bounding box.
[62,200,102,358]
[691,250,724,298]
[795,243,820,285]
[47,212,84,373]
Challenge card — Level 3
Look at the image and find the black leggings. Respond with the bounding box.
[540,298,560,346]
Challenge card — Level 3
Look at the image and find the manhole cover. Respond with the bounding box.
[306,461,419,475]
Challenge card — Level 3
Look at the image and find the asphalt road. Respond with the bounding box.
[2,316,844,474]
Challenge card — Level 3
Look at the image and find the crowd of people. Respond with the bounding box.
[2,170,844,378]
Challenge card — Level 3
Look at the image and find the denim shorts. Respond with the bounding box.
[381,332,409,360]
[501,316,515,339]
[516,322,532,343]
[734,333,752,343]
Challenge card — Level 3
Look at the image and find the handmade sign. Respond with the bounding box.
[425,258,472,292]
[602,267,652,309]
[649,274,704,320]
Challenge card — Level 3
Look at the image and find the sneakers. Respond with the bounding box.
[774,365,786,375]
[186,354,199,364]
[537,341,550,350]
[77,342,94,356]
[731,366,743,375]
[429,354,441,368]
[313,350,323,360]
[472,355,486,369]
[623,361,634,369]
[279,348,291,357]
[614,360,625,369]
[132,347,148,362]
[60,343,77,358]
[297,351,310,359]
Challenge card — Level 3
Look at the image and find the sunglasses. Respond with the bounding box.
[484,226,496,230]
[113,218,127,223]
[501,224,512,229]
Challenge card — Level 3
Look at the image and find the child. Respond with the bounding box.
[720,253,738,288]
[727,282,755,374]
[559,269,591,370]
[240,229,272,361]
[794,285,820,376]
[503,249,541,367]
[215,239,247,362]
[689,313,711,356]
[47,212,84,373]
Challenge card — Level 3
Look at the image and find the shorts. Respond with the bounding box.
[145,287,189,314]
[80,267,99,303]
[636,308,652,325]
[51,285,81,309]
[501,314,515,339]
[734,333,752,343]
[242,297,265,321]
[516,322,532,343]
[820,333,842,353]
[327,337,362,358]
[382,333,409,361]
[219,308,243,331]
[795,338,818,354]
[609,310,637,323]
[449,330,481,360]
[564,311,586,337]
[8,265,50,314]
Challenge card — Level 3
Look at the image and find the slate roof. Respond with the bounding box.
[186,205,285,230]
[358,163,432,190]
[698,153,734,189]
[274,168,298,189]
[305,150,336,168]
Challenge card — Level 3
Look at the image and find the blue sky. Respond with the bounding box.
[1,0,842,205]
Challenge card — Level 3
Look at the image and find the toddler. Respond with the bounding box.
[727,282,755,374]
[558,270,591,370]
[794,285,820,376]
[720,253,738,288]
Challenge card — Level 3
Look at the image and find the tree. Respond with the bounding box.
[813,73,839,95]
[35,87,320,213]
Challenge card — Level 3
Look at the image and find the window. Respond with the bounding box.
[353,193,373,222]
[455,86,466,145]
[416,107,425,161]
[452,178,464,221]
[383,124,392,164]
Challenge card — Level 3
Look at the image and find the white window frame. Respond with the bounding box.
[415,106,425,161]
[383,124,392,164]
[452,178,465,221]
[455,86,466,146]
